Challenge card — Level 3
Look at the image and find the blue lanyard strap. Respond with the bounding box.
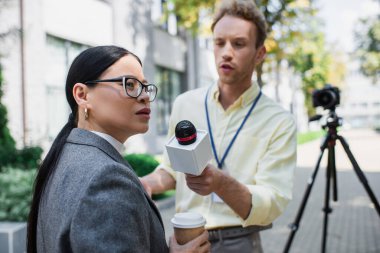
[205,87,262,169]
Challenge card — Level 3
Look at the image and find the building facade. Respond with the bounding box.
[0,0,219,154]
[339,66,380,129]
[1,0,311,156]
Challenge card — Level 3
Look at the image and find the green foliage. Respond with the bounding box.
[153,189,176,201]
[13,146,43,170]
[167,0,298,34]
[285,15,338,116]
[264,1,321,96]
[124,153,174,200]
[354,15,380,83]
[124,153,160,177]
[165,0,216,33]
[297,130,325,145]
[0,65,17,168]
[165,0,341,109]
[0,65,43,171]
[0,145,43,171]
[156,0,347,114]
[0,167,36,221]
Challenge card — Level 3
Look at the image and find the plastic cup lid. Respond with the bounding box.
[171,212,206,229]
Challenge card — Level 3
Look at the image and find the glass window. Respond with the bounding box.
[151,0,178,35]
[45,35,89,140]
[155,66,183,135]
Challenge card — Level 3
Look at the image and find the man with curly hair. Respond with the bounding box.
[142,1,296,252]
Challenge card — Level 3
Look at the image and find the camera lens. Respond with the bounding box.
[318,91,336,108]
[312,85,340,110]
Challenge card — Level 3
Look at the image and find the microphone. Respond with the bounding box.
[166,120,212,175]
[175,120,197,145]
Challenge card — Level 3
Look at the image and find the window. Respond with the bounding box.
[44,35,89,140]
[151,0,178,35]
[155,66,183,135]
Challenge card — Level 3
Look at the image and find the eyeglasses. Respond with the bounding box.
[85,76,158,102]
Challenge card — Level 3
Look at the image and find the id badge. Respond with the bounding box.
[211,192,224,203]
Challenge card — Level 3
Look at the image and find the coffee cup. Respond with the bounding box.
[171,212,206,245]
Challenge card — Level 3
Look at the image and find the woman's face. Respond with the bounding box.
[85,55,151,142]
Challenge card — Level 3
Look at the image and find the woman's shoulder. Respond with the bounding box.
[53,144,138,203]
[61,142,136,180]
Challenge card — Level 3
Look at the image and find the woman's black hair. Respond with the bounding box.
[27,45,142,253]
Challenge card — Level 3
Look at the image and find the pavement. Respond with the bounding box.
[157,128,380,253]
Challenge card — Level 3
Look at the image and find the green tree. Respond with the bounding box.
[0,67,43,170]
[0,65,17,169]
[0,1,43,170]
[278,3,346,117]
[0,167,36,221]
[264,0,317,101]
[166,0,298,33]
[164,0,345,114]
[354,15,380,83]
[288,30,333,116]
[0,0,17,169]
[165,0,300,86]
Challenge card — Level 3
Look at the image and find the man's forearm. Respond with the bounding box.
[141,169,176,195]
[215,174,252,220]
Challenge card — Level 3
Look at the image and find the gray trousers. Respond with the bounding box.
[210,232,263,253]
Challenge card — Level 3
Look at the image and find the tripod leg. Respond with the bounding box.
[337,135,380,216]
[283,143,328,253]
[321,146,335,253]
[330,146,338,202]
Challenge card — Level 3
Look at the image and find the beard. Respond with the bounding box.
[217,68,254,86]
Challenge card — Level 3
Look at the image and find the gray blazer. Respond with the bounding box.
[37,128,169,253]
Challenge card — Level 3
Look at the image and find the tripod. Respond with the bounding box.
[283,110,380,253]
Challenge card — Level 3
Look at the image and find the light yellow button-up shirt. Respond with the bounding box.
[158,83,296,229]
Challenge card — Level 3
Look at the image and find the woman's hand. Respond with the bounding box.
[169,230,210,253]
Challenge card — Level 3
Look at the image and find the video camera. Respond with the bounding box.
[312,84,340,110]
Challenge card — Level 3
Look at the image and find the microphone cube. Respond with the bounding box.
[165,130,212,176]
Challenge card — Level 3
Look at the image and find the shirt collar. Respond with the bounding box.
[91,131,126,155]
[210,82,261,110]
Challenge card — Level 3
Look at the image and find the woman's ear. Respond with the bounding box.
[73,83,91,110]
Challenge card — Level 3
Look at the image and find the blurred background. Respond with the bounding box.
[0,1,379,251]
[0,0,379,155]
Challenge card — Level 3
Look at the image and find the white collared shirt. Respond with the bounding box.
[91,131,125,155]
[157,82,297,228]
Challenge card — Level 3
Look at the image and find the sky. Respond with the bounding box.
[316,0,379,53]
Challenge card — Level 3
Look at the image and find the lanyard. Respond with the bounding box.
[205,87,262,169]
